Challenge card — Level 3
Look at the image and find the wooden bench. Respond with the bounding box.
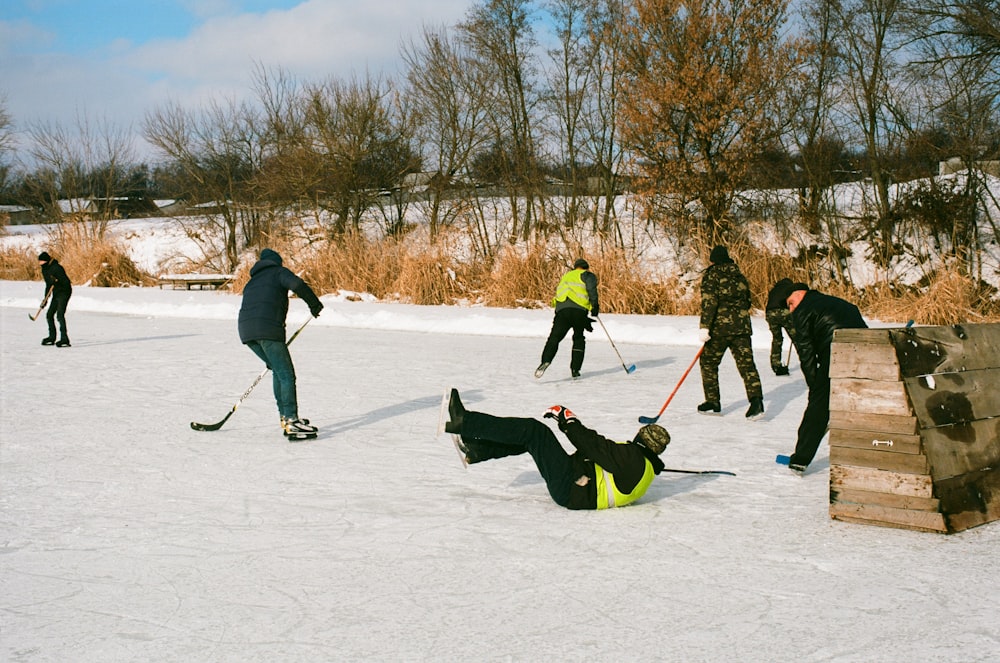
[158,273,233,290]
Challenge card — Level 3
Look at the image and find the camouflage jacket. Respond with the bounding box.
[699,262,752,337]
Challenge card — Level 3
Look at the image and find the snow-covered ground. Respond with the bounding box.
[2,280,998,662]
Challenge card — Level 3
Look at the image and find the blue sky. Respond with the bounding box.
[0,0,474,161]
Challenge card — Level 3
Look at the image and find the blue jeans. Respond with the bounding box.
[246,339,298,419]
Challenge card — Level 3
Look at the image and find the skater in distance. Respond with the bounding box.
[441,389,670,510]
[535,258,600,380]
[765,278,798,376]
[38,251,73,347]
[237,248,324,439]
[696,245,764,419]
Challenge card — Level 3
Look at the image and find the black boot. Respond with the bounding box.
[56,338,71,347]
[745,397,764,420]
[697,401,721,414]
[42,337,55,346]
[445,388,465,434]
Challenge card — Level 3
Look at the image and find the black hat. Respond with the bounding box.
[634,424,671,455]
[767,278,794,309]
[709,245,732,264]
[573,258,589,270]
[259,248,283,265]
[38,251,51,262]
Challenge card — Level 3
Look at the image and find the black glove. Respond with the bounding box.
[584,318,594,332]
[543,405,578,431]
[773,365,789,376]
[591,306,599,317]
[309,301,324,318]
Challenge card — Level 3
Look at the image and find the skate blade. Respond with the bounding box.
[437,389,450,435]
[450,434,469,468]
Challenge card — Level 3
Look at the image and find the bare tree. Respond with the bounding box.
[25,112,137,239]
[459,0,544,242]
[143,98,270,270]
[401,26,491,239]
[299,74,418,236]
[831,0,911,267]
[0,94,14,196]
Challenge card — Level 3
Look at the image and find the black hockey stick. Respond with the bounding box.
[29,287,53,321]
[662,467,736,476]
[191,317,312,431]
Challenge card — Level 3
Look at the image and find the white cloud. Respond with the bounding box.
[4,0,475,161]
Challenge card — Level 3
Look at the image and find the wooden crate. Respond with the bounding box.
[827,323,1000,534]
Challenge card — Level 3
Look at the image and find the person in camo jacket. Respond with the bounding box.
[697,245,764,419]
[765,278,798,376]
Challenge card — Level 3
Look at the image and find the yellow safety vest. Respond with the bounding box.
[552,269,591,310]
[594,445,657,509]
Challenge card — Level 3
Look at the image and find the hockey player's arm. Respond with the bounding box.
[562,420,645,489]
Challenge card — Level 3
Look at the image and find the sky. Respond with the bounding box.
[0,0,475,160]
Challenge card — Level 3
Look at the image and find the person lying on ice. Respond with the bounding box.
[441,389,670,510]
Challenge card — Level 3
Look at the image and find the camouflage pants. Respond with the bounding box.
[766,308,797,372]
[699,334,763,403]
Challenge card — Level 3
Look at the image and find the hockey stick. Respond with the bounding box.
[662,467,736,476]
[638,344,705,424]
[191,317,312,431]
[29,287,53,321]
[597,317,636,374]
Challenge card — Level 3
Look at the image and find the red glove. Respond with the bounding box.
[543,405,578,430]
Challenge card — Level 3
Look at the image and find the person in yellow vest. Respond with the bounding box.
[440,389,668,510]
[536,258,600,379]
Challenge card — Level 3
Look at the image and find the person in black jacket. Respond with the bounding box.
[779,282,867,472]
[238,248,324,438]
[440,389,669,510]
[38,251,72,347]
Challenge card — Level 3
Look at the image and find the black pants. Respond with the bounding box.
[540,308,589,372]
[790,376,831,467]
[461,411,580,508]
[46,291,71,341]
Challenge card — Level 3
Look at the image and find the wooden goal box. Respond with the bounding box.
[827,323,1000,533]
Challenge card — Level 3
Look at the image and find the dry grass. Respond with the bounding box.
[47,224,154,287]
[860,269,1000,325]
[0,247,40,280]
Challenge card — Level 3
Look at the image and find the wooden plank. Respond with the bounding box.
[829,502,948,532]
[829,378,912,416]
[903,369,1000,425]
[937,467,1000,533]
[834,328,892,345]
[828,411,919,435]
[829,486,940,512]
[889,323,1000,377]
[830,465,933,498]
[829,428,922,454]
[830,343,901,380]
[919,421,1000,481]
[831,446,930,474]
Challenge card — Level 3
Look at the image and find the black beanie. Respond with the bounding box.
[38,251,51,262]
[709,245,731,264]
[573,258,589,270]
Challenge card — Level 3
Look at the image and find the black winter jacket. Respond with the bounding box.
[561,420,665,510]
[41,259,72,297]
[238,250,322,343]
[791,290,866,387]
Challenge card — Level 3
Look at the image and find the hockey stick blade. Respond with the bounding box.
[662,467,736,476]
[626,364,637,373]
[191,411,234,432]
[637,414,660,424]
